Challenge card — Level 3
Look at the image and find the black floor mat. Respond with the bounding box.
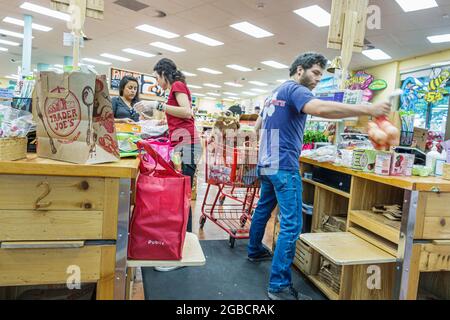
[141,240,326,300]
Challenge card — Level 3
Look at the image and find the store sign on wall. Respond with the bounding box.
[110,67,164,97]
[0,88,14,99]
[345,71,387,102]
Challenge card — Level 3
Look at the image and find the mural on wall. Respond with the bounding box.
[400,67,450,132]
[423,69,450,104]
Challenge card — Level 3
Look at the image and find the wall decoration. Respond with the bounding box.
[110,67,164,97]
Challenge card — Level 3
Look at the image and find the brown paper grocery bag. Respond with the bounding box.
[35,71,119,164]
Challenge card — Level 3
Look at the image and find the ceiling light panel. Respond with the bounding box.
[293,5,331,27]
[395,0,438,12]
[185,33,224,46]
[20,2,70,21]
[197,68,222,75]
[261,60,289,69]
[362,49,392,60]
[249,81,268,86]
[150,42,186,53]
[82,58,112,65]
[136,24,179,39]
[100,53,131,62]
[122,48,155,57]
[3,17,52,32]
[230,21,273,38]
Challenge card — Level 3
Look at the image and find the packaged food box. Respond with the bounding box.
[375,152,392,176]
[352,149,377,172]
[390,153,415,176]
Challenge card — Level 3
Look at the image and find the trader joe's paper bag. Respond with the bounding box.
[35,71,119,164]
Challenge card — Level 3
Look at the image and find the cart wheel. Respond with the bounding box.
[219,195,226,205]
[199,215,207,229]
[229,235,236,248]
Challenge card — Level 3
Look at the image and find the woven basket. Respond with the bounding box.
[0,137,27,161]
[444,164,450,180]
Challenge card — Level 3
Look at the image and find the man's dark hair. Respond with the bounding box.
[119,76,140,106]
[153,58,186,84]
[289,52,328,77]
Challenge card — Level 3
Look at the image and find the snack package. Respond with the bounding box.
[374,152,392,176]
[352,149,377,172]
[0,106,35,138]
[390,153,415,176]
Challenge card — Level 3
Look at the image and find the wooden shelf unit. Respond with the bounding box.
[293,158,450,300]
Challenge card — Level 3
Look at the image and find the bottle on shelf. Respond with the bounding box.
[426,141,441,175]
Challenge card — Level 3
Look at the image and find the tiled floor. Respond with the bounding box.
[130,162,275,300]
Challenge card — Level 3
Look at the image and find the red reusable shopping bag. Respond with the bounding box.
[128,140,191,260]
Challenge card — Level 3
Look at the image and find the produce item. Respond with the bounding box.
[412,165,433,177]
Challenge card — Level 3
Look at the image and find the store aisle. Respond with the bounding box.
[141,239,325,300]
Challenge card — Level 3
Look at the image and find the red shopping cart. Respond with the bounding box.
[200,138,260,248]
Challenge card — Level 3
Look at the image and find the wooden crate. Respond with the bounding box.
[294,240,315,274]
[415,192,450,239]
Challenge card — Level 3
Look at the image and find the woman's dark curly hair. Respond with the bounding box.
[153,58,186,84]
[119,76,140,106]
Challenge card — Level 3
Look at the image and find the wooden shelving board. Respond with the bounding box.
[302,178,350,198]
[307,274,339,300]
[349,210,401,244]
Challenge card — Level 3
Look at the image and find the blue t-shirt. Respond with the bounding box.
[258,81,314,171]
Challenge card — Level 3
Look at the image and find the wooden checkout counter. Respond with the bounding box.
[0,155,205,300]
[275,157,450,300]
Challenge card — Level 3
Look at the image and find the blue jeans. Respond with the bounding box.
[248,168,303,293]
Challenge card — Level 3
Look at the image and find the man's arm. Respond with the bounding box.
[254,115,262,134]
[302,99,391,119]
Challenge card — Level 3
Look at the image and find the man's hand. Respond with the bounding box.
[369,102,392,118]
[134,100,159,113]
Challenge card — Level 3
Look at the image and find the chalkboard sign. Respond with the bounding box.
[110,67,164,97]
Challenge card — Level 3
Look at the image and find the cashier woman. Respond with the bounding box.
[112,76,141,123]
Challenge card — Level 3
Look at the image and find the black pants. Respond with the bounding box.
[178,143,202,232]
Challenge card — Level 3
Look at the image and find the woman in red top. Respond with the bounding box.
[135,58,202,233]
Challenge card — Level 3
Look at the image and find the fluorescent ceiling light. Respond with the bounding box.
[6,75,19,80]
[242,91,258,96]
[182,71,197,77]
[82,58,112,65]
[188,84,202,89]
[150,41,185,53]
[53,64,63,68]
[230,21,273,38]
[79,63,95,68]
[192,92,206,97]
[223,92,238,96]
[251,88,268,93]
[224,82,243,87]
[20,2,70,21]
[0,39,20,46]
[100,53,132,62]
[185,33,223,46]
[136,24,179,39]
[207,92,221,97]
[293,5,331,27]
[226,64,252,72]
[395,0,438,12]
[0,47,8,52]
[197,68,222,75]
[362,49,392,61]
[0,28,34,39]
[223,98,236,102]
[427,34,450,44]
[261,60,288,69]
[122,48,155,58]
[3,17,52,32]
[277,79,288,83]
[203,83,222,88]
[249,81,268,86]
[204,97,217,100]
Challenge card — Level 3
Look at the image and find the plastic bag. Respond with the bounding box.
[0,106,35,138]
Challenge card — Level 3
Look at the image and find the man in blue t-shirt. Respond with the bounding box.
[248,52,391,300]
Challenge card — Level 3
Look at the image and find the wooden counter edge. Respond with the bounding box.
[0,155,140,179]
[300,157,450,192]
